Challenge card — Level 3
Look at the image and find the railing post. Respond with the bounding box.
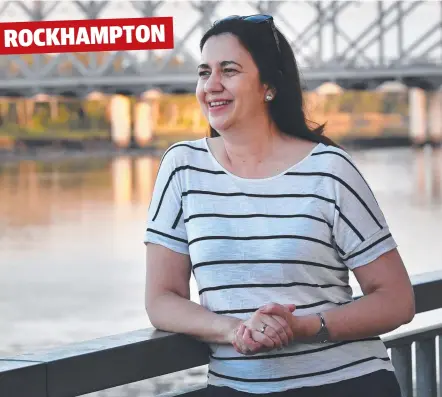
[415,337,437,397]
[390,345,413,397]
[438,335,442,397]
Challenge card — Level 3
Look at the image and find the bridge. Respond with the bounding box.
[0,0,441,96]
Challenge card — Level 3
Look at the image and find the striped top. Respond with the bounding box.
[144,137,397,393]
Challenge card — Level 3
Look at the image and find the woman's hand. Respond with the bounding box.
[232,322,271,355]
[231,304,296,355]
[258,303,297,329]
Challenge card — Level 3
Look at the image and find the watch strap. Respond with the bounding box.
[315,312,330,343]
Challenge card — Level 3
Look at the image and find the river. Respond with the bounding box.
[0,145,441,396]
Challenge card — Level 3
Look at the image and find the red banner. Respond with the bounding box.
[0,17,174,55]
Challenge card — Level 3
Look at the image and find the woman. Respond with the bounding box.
[144,15,415,396]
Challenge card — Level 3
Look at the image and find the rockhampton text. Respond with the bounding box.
[0,17,174,55]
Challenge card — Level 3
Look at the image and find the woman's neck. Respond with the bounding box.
[220,126,283,168]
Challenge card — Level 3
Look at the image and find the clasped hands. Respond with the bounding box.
[231,303,297,355]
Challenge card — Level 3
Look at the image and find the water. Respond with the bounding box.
[0,146,441,395]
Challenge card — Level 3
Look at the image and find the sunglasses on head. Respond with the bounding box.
[213,14,281,55]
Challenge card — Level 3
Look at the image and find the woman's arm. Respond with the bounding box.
[262,248,415,342]
[145,243,242,345]
[287,151,416,342]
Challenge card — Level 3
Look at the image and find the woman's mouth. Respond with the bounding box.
[208,100,232,113]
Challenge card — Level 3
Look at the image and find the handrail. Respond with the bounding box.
[1,270,442,397]
[383,321,442,348]
[0,330,210,397]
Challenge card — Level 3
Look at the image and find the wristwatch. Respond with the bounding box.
[315,312,330,343]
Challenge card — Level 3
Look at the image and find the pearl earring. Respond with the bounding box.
[265,94,273,102]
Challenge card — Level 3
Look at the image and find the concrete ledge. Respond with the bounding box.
[0,360,46,397]
[384,322,442,348]
[1,329,209,397]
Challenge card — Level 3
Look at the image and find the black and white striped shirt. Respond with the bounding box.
[144,137,397,393]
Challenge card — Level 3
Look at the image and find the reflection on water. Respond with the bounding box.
[414,146,441,204]
[0,146,441,393]
[0,155,158,357]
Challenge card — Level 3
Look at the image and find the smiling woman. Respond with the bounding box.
[143,14,415,397]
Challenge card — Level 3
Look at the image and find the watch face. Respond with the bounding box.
[318,331,328,343]
[318,327,329,343]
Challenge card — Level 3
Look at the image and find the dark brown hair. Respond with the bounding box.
[199,17,339,147]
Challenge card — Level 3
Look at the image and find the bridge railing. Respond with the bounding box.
[1,270,441,397]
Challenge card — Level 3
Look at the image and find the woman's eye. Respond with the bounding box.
[198,69,237,77]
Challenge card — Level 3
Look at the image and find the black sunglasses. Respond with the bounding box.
[213,14,281,55]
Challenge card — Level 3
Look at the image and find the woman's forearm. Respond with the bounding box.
[296,289,415,342]
[147,291,242,345]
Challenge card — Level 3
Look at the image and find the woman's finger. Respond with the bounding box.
[232,341,242,354]
[242,328,257,354]
[269,314,295,343]
[244,315,283,349]
[261,303,296,313]
[246,323,282,349]
[237,323,246,338]
[261,323,284,349]
[244,326,274,351]
[259,303,296,323]
[240,325,255,352]
[249,313,286,348]
[243,326,262,350]
[234,324,252,355]
[250,327,284,349]
[259,314,291,346]
[236,328,253,355]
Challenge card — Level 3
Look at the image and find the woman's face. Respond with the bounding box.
[196,33,268,132]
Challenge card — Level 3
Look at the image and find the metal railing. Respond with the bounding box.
[1,270,441,397]
[385,323,442,397]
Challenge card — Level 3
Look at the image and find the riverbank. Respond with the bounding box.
[0,137,165,165]
[0,145,163,165]
[0,135,438,166]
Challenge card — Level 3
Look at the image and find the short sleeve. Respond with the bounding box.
[143,146,189,255]
[330,153,397,270]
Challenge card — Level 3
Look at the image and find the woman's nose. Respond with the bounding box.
[204,72,223,93]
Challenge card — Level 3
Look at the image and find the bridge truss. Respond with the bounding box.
[0,0,441,96]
